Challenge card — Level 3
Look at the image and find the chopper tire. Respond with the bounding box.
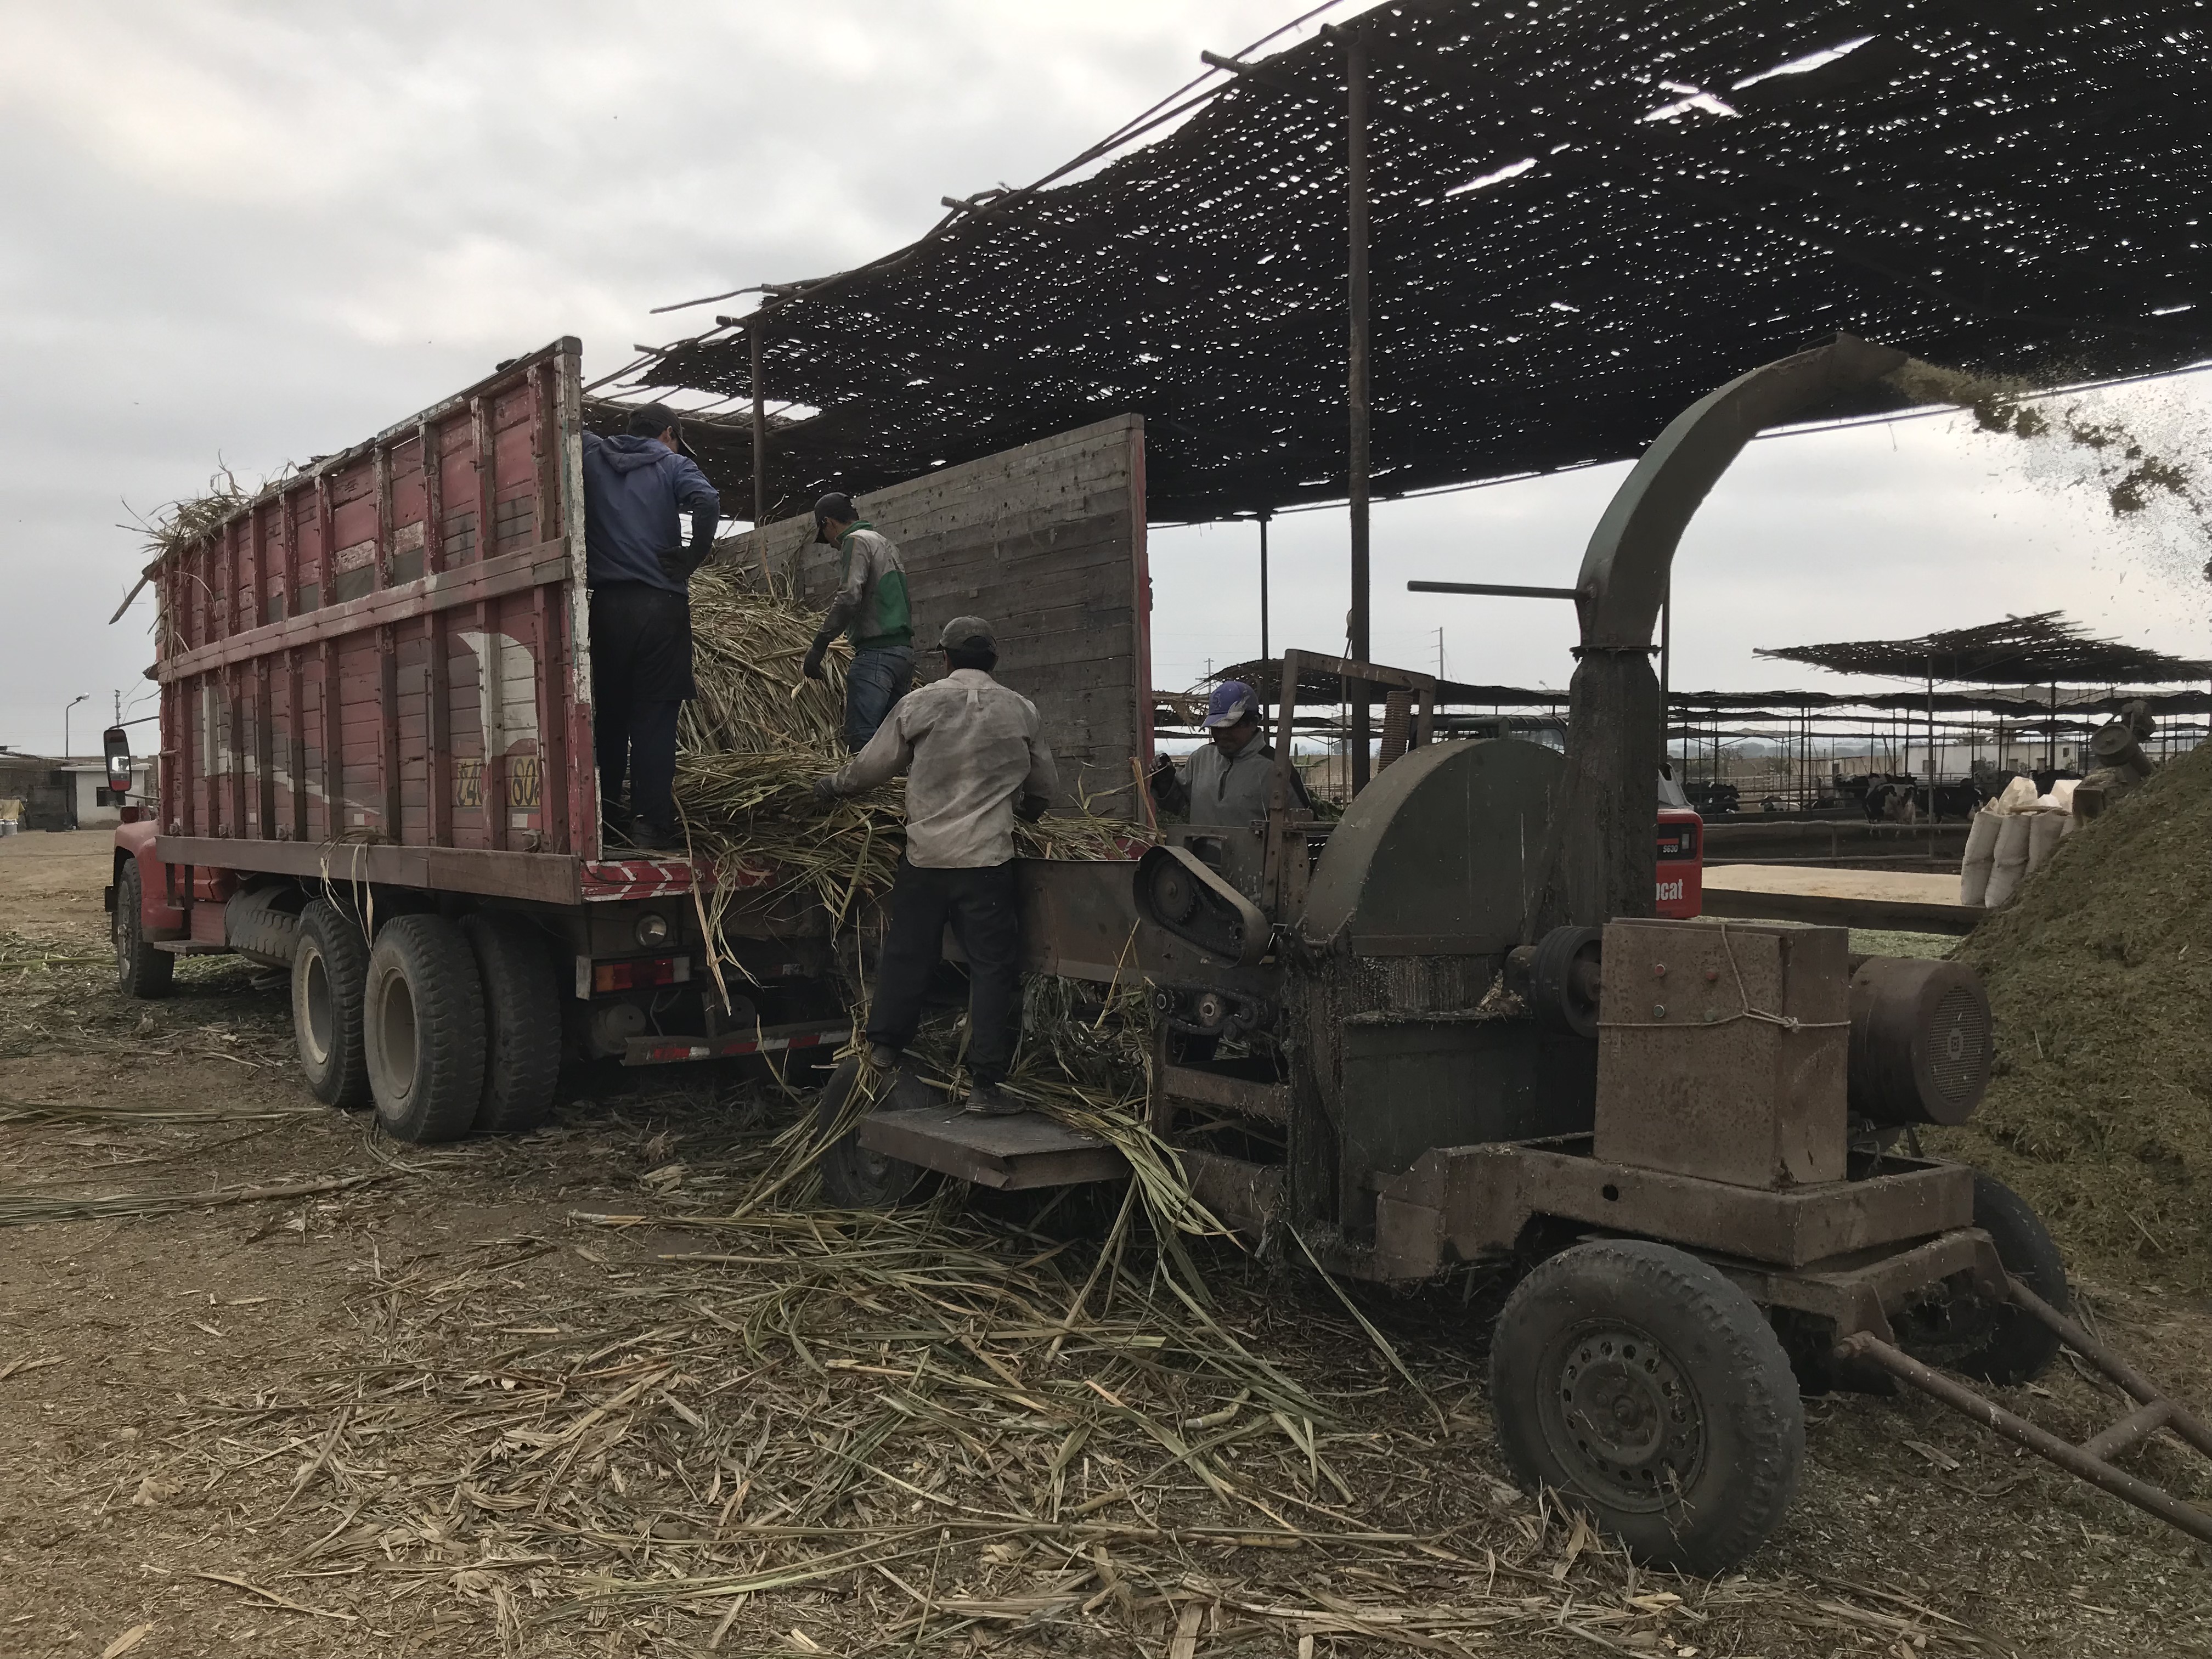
[1953,1172,2070,1385]
[112,860,173,1000]
[1490,1238,1804,1575]
[363,915,487,1144]
[816,1057,935,1209]
[462,912,562,1135]
[292,899,372,1109]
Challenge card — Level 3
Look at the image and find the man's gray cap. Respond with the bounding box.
[938,615,995,651]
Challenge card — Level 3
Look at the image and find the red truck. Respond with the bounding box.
[105,341,851,1143]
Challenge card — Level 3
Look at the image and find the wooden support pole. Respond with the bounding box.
[1344,29,1372,796]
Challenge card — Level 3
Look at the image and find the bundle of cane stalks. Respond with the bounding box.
[672,561,1149,945]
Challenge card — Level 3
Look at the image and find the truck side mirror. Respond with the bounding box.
[103,726,132,799]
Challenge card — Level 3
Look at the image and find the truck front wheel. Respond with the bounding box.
[364,915,486,1143]
[112,861,173,1000]
[292,900,370,1108]
[1489,1238,1805,1575]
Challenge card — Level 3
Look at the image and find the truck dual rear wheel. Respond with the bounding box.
[364,915,487,1143]
[112,861,173,1000]
[292,899,371,1108]
[1489,1238,1805,1575]
[462,913,561,1134]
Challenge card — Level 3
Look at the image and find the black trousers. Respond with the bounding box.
[867,858,1023,1086]
[590,583,694,832]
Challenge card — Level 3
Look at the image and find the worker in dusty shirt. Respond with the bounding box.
[582,403,719,852]
[802,493,913,751]
[1149,680,1310,827]
[813,616,1058,1117]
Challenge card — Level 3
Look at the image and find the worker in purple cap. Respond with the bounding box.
[1149,679,1311,827]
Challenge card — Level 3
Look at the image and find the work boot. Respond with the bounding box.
[963,1079,1024,1118]
[866,1042,902,1070]
[628,820,686,854]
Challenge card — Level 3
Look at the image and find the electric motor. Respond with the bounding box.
[1847,957,1991,1127]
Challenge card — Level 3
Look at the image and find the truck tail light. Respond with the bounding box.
[592,955,690,994]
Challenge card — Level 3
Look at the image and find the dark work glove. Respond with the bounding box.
[802,629,833,681]
[811,775,840,803]
[1147,754,1187,815]
[657,548,700,585]
[1015,793,1048,824]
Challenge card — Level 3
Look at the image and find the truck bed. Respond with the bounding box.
[150,338,606,898]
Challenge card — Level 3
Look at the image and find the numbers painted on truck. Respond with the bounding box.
[455,756,541,810]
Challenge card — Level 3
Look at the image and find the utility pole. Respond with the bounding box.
[1434,627,1444,679]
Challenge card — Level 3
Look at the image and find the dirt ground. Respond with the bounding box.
[3,829,2210,1657]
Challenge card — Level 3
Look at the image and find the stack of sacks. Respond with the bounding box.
[1960,775,2076,907]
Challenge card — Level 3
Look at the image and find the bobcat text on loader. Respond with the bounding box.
[817,335,2212,1572]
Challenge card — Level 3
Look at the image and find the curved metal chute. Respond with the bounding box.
[1543,332,1911,933]
[1575,331,1910,651]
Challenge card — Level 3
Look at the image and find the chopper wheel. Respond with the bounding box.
[1489,1238,1805,1575]
[816,1056,936,1209]
[1897,1171,2070,1385]
[1528,926,1604,1039]
[1142,855,1202,927]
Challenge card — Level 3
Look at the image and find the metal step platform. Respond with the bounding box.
[857,1105,1129,1190]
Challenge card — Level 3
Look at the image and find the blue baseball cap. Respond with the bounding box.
[1204,680,1257,729]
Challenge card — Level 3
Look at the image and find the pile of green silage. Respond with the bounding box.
[1935,740,2212,1285]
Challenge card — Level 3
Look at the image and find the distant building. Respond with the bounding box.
[0,752,155,832]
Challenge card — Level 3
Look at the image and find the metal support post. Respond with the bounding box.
[750,322,767,534]
[1344,30,1372,795]
[1259,510,1272,665]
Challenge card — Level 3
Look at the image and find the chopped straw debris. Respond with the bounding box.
[142,1113,2007,1658]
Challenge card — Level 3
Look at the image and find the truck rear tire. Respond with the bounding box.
[816,1057,933,1208]
[292,899,371,1108]
[1489,1238,1804,1575]
[112,861,173,1000]
[462,912,561,1134]
[364,915,486,1143]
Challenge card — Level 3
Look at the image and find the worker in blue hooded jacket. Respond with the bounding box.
[582,403,720,851]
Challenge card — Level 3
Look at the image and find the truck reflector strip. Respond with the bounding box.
[591,955,691,993]
[623,1023,851,1067]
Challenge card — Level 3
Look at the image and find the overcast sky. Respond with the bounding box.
[4,1,2207,757]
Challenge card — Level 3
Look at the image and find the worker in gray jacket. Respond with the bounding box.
[802,492,914,751]
[814,616,1057,1116]
[1149,680,1311,827]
